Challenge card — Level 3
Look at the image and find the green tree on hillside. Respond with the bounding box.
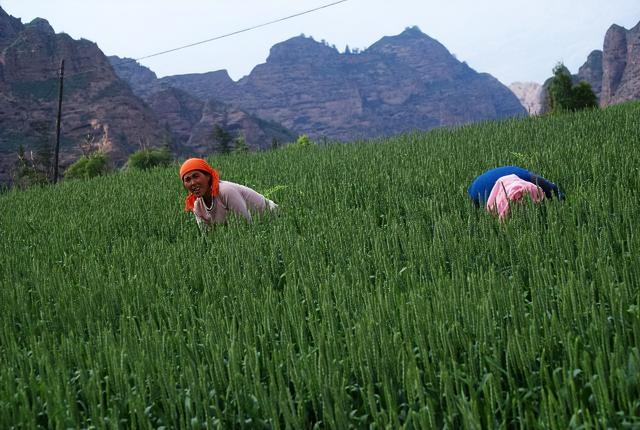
[548,63,598,113]
[548,64,574,113]
[32,120,53,179]
[233,134,249,153]
[212,124,232,154]
[127,148,172,170]
[295,134,312,147]
[571,81,599,110]
[64,152,109,180]
[11,121,54,188]
[12,145,49,189]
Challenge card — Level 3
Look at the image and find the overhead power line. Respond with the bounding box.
[136,0,350,61]
[61,0,349,80]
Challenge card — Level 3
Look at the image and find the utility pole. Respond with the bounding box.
[53,59,64,184]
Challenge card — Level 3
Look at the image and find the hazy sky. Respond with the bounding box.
[2,0,639,85]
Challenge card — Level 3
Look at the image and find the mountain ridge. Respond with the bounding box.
[0,5,296,184]
[108,56,297,154]
[154,26,526,141]
[0,7,170,183]
[9,8,637,185]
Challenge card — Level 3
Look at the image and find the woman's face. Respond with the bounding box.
[182,170,211,198]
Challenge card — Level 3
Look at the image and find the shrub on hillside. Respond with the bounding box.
[212,125,233,154]
[127,148,172,170]
[64,153,109,180]
[12,145,50,189]
[283,134,315,150]
[233,135,249,153]
[296,134,313,147]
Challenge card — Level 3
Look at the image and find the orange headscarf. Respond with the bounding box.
[179,158,220,212]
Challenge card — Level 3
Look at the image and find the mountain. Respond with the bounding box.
[577,21,640,106]
[161,27,526,141]
[0,11,541,184]
[508,82,543,115]
[0,6,170,184]
[160,70,239,102]
[577,51,603,98]
[109,57,296,154]
[534,19,640,114]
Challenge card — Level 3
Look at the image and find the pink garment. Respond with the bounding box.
[193,181,278,230]
[486,174,545,220]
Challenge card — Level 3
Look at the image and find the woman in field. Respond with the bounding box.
[180,158,278,230]
[468,165,564,219]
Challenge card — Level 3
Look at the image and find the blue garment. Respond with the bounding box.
[468,165,562,206]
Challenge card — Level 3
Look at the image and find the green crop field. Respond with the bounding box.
[1,103,639,428]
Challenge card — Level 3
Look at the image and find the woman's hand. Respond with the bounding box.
[193,198,212,223]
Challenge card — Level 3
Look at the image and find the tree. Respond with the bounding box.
[161,122,174,151]
[296,134,311,146]
[548,63,574,113]
[571,81,598,110]
[12,145,49,189]
[127,148,172,170]
[11,120,53,188]
[212,124,232,154]
[32,120,53,179]
[287,134,314,149]
[233,134,248,153]
[548,62,598,113]
[64,153,109,180]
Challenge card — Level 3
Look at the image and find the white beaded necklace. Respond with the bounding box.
[203,197,215,211]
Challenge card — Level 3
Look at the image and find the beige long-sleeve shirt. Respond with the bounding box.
[192,180,278,230]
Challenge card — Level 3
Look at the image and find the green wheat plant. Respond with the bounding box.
[1,102,639,428]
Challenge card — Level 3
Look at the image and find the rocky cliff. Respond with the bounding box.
[0,6,169,183]
[160,70,238,102]
[508,82,543,115]
[109,57,296,154]
[106,56,159,99]
[577,50,603,98]
[600,22,640,105]
[577,21,640,106]
[165,26,526,141]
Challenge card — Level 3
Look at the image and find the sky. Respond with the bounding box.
[1,0,639,85]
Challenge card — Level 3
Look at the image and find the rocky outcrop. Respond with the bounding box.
[0,7,22,51]
[187,99,296,154]
[577,50,603,98]
[0,7,169,183]
[110,57,297,153]
[167,27,526,140]
[160,70,238,102]
[107,56,160,99]
[577,21,640,106]
[144,86,204,148]
[512,20,639,114]
[508,82,543,115]
[600,22,640,105]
